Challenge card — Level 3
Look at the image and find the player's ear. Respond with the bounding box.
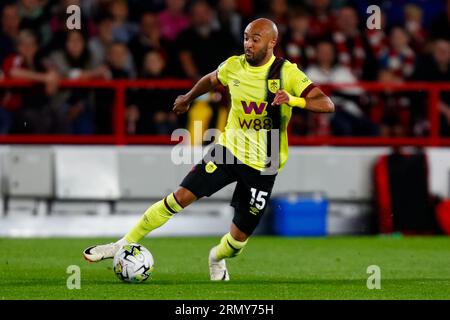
[268,38,277,50]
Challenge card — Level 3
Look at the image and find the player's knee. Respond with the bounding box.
[173,187,197,208]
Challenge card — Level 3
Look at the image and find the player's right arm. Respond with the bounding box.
[172,70,221,115]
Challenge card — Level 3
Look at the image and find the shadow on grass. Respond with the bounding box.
[87,277,450,286]
[3,277,450,288]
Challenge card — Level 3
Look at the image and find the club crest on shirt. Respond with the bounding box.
[268,79,280,93]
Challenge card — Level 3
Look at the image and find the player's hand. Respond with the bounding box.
[272,90,290,106]
[44,70,60,96]
[173,94,191,115]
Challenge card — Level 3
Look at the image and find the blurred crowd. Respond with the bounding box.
[0,0,449,137]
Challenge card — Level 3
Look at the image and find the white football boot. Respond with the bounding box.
[208,246,230,281]
[83,240,126,262]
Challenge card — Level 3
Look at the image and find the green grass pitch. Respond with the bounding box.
[1,236,450,300]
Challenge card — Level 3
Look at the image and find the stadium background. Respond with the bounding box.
[0,0,450,300]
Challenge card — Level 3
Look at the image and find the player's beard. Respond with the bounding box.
[245,45,268,66]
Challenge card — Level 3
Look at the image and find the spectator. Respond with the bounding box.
[0,0,446,138]
[177,0,235,79]
[306,40,356,84]
[281,8,316,70]
[413,39,450,82]
[51,30,108,80]
[216,0,245,48]
[140,50,169,79]
[18,0,52,47]
[125,0,165,16]
[412,39,450,136]
[375,26,414,138]
[306,40,377,136]
[89,13,135,76]
[48,0,97,52]
[307,0,333,38]
[267,0,289,41]
[50,30,108,134]
[105,42,135,79]
[429,0,450,41]
[127,51,179,135]
[76,0,103,19]
[128,12,174,76]
[403,4,427,53]
[92,42,134,134]
[379,26,415,80]
[89,13,115,67]
[0,3,21,67]
[365,11,388,60]
[109,0,138,43]
[1,29,59,133]
[332,6,377,80]
[158,0,190,43]
[374,69,411,137]
[176,0,235,138]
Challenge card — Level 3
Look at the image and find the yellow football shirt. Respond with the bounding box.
[216,54,314,172]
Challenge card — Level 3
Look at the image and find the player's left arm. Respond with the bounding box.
[272,87,335,113]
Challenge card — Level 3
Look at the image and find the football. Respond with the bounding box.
[113,244,154,283]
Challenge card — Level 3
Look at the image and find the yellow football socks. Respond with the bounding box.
[124,193,183,243]
[215,232,248,260]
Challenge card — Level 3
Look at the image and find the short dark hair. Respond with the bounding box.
[188,0,212,12]
[288,7,311,20]
[95,11,114,24]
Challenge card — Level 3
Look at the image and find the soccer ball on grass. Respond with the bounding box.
[113,243,154,283]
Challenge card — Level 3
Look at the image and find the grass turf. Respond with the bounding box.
[1,236,450,300]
